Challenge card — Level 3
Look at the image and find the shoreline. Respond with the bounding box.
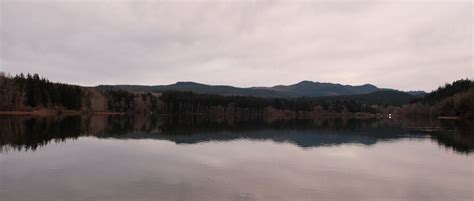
[0,110,125,116]
[0,111,465,121]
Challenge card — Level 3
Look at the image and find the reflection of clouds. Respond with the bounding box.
[316,145,362,159]
[130,139,474,201]
[4,137,472,201]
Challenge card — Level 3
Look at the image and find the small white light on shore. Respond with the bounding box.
[388,113,392,119]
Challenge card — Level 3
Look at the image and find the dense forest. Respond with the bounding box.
[0,73,159,114]
[399,79,474,119]
[412,79,473,104]
[160,90,378,120]
[1,73,473,119]
[0,73,83,111]
[316,90,414,106]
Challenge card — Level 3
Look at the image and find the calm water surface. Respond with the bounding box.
[0,116,473,201]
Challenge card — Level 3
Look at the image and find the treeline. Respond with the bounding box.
[102,90,160,113]
[160,91,377,120]
[317,90,414,106]
[0,73,160,114]
[0,73,82,110]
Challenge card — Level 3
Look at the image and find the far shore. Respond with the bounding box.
[0,110,125,116]
[0,110,465,121]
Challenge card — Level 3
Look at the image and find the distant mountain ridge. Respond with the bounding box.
[97,80,424,98]
[254,81,379,97]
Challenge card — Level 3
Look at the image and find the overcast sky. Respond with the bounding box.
[1,0,472,91]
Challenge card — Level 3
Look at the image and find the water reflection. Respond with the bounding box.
[1,115,473,153]
[1,115,473,201]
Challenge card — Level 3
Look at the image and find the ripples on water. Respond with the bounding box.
[0,115,473,201]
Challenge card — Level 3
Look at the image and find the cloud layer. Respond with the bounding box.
[1,0,472,91]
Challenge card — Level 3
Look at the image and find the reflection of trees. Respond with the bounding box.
[0,115,472,154]
[0,116,82,152]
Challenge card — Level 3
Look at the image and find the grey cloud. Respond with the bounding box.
[0,0,472,91]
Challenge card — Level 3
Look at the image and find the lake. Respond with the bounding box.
[0,115,473,201]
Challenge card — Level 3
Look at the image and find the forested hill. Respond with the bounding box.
[97,81,401,98]
[412,79,473,104]
[406,79,474,118]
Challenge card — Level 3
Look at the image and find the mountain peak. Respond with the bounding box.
[293,80,316,87]
[174,81,205,86]
[296,80,314,84]
[360,83,376,88]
